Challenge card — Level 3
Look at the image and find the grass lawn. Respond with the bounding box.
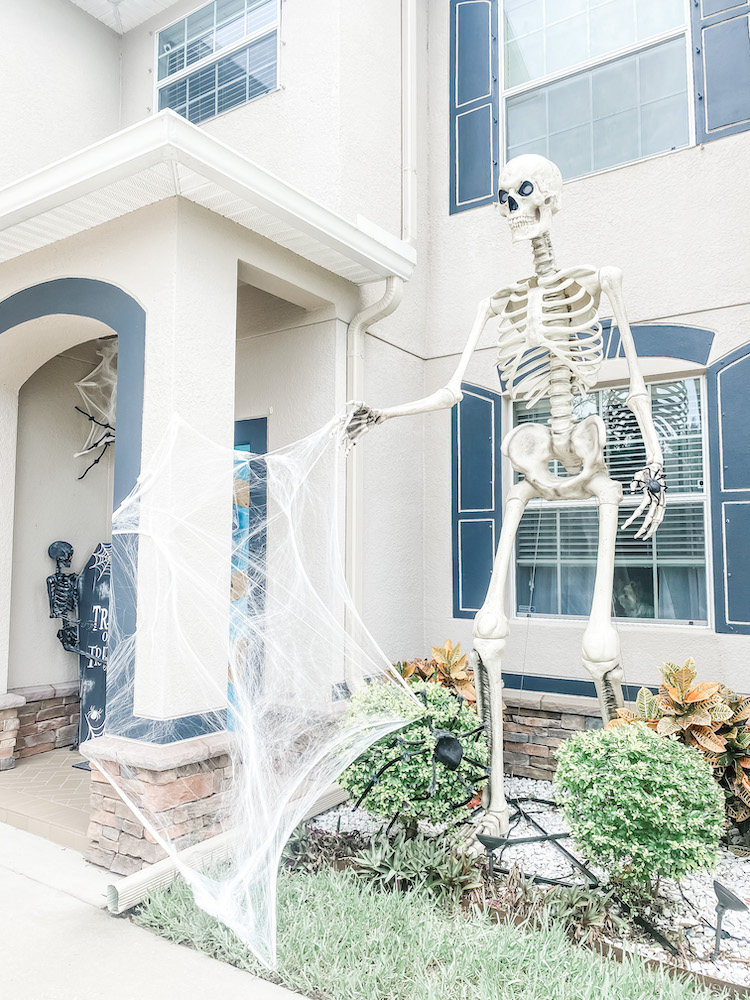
[132,866,730,999]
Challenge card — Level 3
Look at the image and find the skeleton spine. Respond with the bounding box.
[531,234,575,439]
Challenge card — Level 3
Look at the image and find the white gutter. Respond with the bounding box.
[0,111,416,285]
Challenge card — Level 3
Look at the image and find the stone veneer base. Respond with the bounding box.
[0,684,80,770]
[502,689,603,781]
[80,732,233,876]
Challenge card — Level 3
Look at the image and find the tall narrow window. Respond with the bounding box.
[514,378,707,624]
[156,0,279,124]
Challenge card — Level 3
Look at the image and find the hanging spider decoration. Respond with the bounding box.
[74,407,115,480]
[74,339,117,480]
[351,688,490,832]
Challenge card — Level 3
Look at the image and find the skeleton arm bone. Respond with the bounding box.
[599,266,666,539]
[346,295,504,441]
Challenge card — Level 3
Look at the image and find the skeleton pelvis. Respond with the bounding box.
[502,415,607,500]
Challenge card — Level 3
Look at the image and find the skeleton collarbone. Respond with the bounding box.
[497,265,609,499]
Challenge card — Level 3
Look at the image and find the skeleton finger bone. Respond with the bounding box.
[342,401,384,447]
[622,465,666,537]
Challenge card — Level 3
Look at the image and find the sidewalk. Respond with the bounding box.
[0,822,300,1000]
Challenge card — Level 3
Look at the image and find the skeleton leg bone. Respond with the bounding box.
[466,479,539,850]
[581,474,625,722]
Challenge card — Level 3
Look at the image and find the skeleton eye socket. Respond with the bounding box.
[498,189,508,205]
[518,180,534,197]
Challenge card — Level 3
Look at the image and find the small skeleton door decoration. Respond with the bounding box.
[46,541,80,654]
[347,155,666,841]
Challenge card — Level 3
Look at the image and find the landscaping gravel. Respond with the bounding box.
[308,775,750,987]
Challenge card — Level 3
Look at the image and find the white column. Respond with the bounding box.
[132,211,238,722]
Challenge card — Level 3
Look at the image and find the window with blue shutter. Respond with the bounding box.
[452,325,723,627]
[449,0,499,214]
[708,345,750,634]
[451,383,502,617]
[692,0,750,142]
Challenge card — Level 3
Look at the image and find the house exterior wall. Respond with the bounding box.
[413,5,750,694]
[2,0,748,718]
[119,0,404,235]
[0,0,121,189]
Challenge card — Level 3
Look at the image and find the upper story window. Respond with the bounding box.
[157,0,279,124]
[449,0,750,213]
[504,0,689,178]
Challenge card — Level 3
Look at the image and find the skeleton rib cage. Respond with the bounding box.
[496,273,604,410]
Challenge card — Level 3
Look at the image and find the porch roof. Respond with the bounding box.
[0,111,416,286]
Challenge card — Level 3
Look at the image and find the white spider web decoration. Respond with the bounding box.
[74,338,117,459]
[86,413,417,967]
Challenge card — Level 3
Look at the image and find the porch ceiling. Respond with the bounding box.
[66,0,176,33]
[0,111,416,286]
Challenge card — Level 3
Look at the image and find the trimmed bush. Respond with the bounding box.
[340,680,488,829]
[554,722,724,886]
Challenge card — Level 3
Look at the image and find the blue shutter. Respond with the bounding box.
[707,346,750,634]
[452,383,502,618]
[449,0,499,214]
[692,0,750,142]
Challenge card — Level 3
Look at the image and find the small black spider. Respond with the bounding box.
[352,688,489,831]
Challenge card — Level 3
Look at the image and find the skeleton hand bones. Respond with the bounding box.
[621,463,667,540]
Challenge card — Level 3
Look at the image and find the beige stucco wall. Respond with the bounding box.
[0,201,237,711]
[406,7,750,690]
[119,0,404,235]
[0,0,121,189]
[7,338,115,691]
[331,4,750,693]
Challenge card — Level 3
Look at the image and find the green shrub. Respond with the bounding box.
[354,832,482,904]
[554,722,724,887]
[340,679,488,829]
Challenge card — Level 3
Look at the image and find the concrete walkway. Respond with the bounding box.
[0,822,300,1000]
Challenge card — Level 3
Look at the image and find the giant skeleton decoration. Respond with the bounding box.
[347,154,666,844]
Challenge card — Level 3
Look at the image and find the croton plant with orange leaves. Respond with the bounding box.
[395,640,477,705]
[608,657,750,833]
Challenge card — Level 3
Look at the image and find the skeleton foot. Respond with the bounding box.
[462,808,511,858]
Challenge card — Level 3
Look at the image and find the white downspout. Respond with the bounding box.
[345,276,404,612]
[344,0,418,611]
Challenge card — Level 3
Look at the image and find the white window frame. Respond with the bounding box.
[509,374,712,629]
[153,0,281,124]
[499,0,697,181]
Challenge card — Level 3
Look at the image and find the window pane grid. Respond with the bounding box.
[158,0,277,81]
[503,0,686,88]
[506,36,689,179]
[158,27,277,124]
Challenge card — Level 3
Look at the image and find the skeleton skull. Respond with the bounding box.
[48,540,74,569]
[497,154,563,244]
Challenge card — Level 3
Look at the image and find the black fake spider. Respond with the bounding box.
[352,688,490,832]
